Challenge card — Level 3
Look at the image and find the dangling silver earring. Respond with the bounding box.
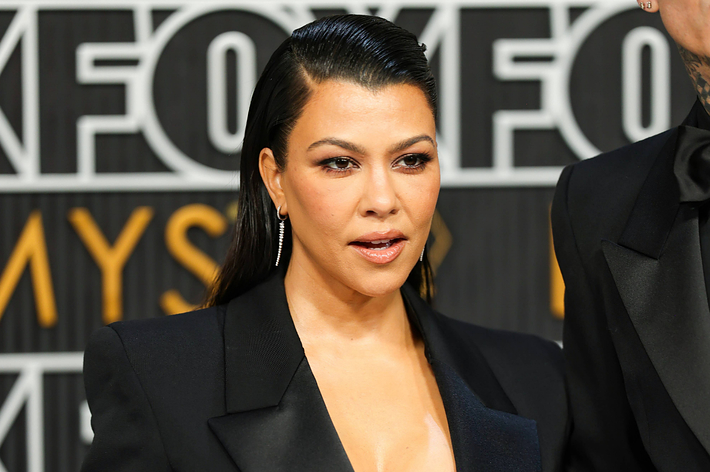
[420,248,424,262]
[275,205,287,267]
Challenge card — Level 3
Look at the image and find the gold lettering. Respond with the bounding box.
[0,211,57,327]
[161,204,227,315]
[429,210,452,275]
[550,217,565,319]
[68,207,154,324]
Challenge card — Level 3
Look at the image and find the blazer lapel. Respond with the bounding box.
[208,274,353,472]
[208,274,540,472]
[402,287,542,472]
[602,118,710,454]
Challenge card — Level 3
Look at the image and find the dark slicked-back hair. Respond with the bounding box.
[205,14,437,307]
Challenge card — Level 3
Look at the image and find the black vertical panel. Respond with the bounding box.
[0,14,21,174]
[0,398,25,472]
[152,10,289,169]
[435,188,562,339]
[569,9,696,151]
[459,9,557,168]
[38,10,135,173]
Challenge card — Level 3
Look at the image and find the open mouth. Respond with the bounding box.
[350,238,405,251]
[349,233,407,264]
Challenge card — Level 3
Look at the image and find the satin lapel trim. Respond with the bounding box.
[617,128,679,259]
[401,285,517,414]
[432,360,541,472]
[603,205,710,454]
[401,286,539,471]
[209,357,354,472]
[213,274,352,470]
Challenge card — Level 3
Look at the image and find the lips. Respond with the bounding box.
[349,231,407,264]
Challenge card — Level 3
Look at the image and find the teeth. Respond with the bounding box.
[365,240,394,250]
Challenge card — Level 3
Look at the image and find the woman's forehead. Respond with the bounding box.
[289,81,436,149]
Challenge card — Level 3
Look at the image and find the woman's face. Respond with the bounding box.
[261,80,439,299]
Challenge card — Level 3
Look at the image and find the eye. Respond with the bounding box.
[394,153,432,171]
[322,157,358,173]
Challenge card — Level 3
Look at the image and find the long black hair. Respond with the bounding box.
[205,14,437,306]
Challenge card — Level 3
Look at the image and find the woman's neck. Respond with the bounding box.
[283,257,414,351]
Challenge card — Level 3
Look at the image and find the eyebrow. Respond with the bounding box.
[307,138,366,155]
[307,134,435,155]
[388,135,435,154]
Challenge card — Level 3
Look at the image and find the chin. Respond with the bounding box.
[345,269,411,299]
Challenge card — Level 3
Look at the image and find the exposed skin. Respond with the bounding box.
[259,80,453,472]
[652,0,710,113]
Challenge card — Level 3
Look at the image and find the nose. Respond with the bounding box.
[359,165,398,218]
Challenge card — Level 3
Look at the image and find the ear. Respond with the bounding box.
[258,147,286,214]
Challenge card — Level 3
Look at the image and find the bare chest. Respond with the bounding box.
[307,351,456,472]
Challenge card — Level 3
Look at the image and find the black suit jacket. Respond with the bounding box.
[552,101,710,471]
[81,273,568,472]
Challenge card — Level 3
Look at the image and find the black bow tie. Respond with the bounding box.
[673,125,710,202]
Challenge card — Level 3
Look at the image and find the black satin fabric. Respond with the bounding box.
[674,126,710,203]
[693,105,710,312]
[700,203,710,317]
[673,99,710,203]
[673,101,710,310]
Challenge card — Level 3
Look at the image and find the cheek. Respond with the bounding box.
[288,174,356,239]
[403,177,440,226]
[421,184,441,222]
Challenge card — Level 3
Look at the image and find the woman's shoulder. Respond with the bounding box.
[404,285,563,382]
[106,304,227,342]
[433,313,569,466]
[435,312,563,372]
[432,312,566,408]
[84,304,229,379]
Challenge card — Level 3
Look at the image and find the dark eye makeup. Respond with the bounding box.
[318,152,433,175]
[324,157,357,171]
[395,153,433,171]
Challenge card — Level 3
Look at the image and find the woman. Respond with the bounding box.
[82,14,568,472]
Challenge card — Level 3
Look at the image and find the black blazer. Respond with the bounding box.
[81,273,568,472]
[552,100,710,471]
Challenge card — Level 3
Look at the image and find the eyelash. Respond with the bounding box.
[320,153,433,175]
[395,153,433,172]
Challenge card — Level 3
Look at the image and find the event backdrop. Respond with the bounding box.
[0,1,698,470]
